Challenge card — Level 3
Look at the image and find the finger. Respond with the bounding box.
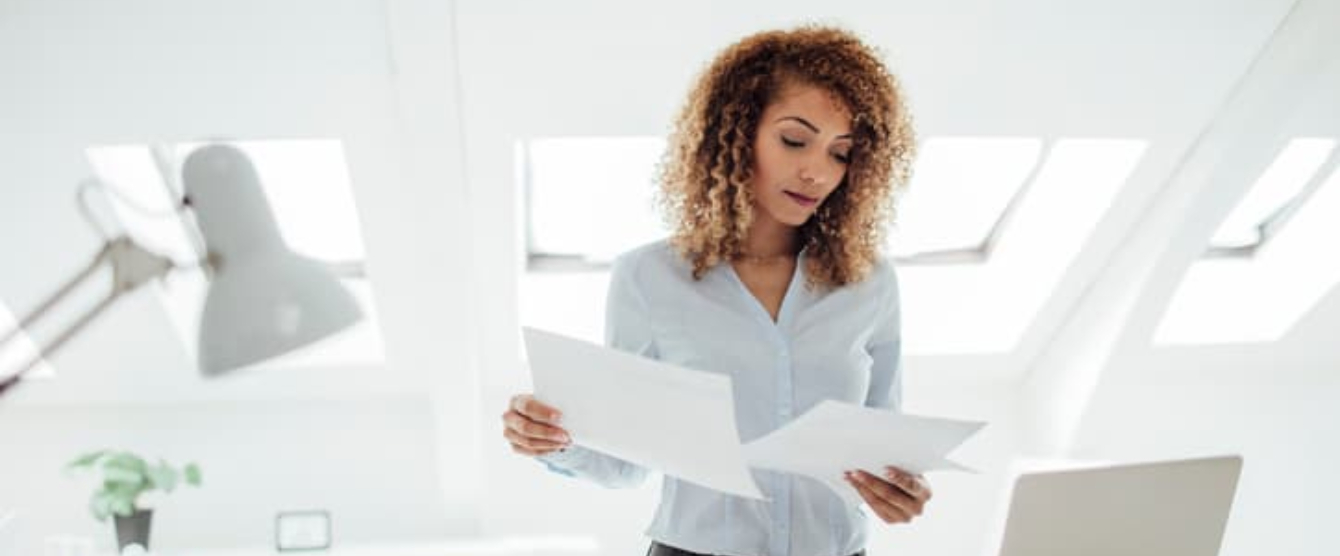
[510,442,549,457]
[846,473,910,524]
[503,410,571,443]
[845,474,889,519]
[502,409,566,441]
[852,470,923,517]
[510,440,564,457]
[884,467,933,503]
[503,426,567,452]
[511,394,563,424]
[855,470,921,511]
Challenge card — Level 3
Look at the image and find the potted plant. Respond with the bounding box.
[66,450,202,552]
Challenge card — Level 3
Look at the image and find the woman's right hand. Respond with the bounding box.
[503,393,572,456]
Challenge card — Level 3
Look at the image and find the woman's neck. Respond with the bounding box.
[741,212,799,259]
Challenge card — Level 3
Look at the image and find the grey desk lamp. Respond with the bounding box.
[0,143,363,396]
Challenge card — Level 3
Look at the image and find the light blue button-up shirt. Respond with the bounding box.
[540,239,902,556]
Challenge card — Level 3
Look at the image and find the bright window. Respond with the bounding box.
[85,145,200,265]
[1157,139,1340,344]
[890,137,1042,259]
[520,136,1147,355]
[524,137,669,266]
[1209,138,1335,251]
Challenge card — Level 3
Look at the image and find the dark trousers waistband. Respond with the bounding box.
[648,541,865,556]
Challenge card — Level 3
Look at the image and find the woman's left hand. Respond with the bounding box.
[844,466,933,525]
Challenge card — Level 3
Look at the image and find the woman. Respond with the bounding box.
[503,25,926,556]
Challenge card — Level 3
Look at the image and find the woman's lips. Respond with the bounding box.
[785,190,818,207]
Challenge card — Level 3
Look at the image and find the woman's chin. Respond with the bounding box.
[784,211,817,227]
[758,203,816,227]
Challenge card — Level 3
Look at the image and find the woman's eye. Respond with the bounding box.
[781,136,805,148]
[833,152,851,164]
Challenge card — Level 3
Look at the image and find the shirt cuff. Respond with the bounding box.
[536,444,588,476]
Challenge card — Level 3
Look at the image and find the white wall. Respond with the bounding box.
[0,397,447,555]
[1075,351,1340,556]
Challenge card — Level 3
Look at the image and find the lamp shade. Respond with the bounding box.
[183,144,363,376]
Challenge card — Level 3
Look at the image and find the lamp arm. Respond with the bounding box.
[0,237,177,398]
[0,242,113,349]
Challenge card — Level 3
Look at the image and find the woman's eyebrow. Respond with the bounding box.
[775,116,852,139]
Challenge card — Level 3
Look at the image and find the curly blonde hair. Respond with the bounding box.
[658,25,916,288]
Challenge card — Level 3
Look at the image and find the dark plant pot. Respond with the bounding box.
[113,509,153,551]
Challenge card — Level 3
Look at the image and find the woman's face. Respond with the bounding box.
[749,81,853,228]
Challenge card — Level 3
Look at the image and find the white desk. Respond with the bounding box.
[97,537,602,556]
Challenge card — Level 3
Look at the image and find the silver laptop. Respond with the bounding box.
[998,455,1243,556]
[0,510,15,556]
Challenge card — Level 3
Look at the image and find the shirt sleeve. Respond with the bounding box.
[535,251,654,488]
[864,262,903,411]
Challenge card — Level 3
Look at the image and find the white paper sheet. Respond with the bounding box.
[743,400,984,507]
[523,327,765,499]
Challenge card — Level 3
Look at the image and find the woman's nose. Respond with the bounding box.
[799,157,838,189]
[799,169,817,186]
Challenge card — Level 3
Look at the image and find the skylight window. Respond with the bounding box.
[83,139,384,369]
[524,137,669,267]
[519,135,1148,355]
[898,138,1147,354]
[1156,141,1340,345]
[890,137,1042,260]
[85,145,200,265]
[522,136,1046,268]
[1208,138,1335,253]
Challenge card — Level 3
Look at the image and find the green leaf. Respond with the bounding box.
[72,451,200,521]
[183,463,202,486]
[100,466,144,487]
[68,450,109,469]
[146,462,178,493]
[103,452,148,475]
[103,479,142,498]
[90,492,114,522]
[109,496,135,518]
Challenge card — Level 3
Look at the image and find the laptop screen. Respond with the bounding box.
[997,455,1242,556]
